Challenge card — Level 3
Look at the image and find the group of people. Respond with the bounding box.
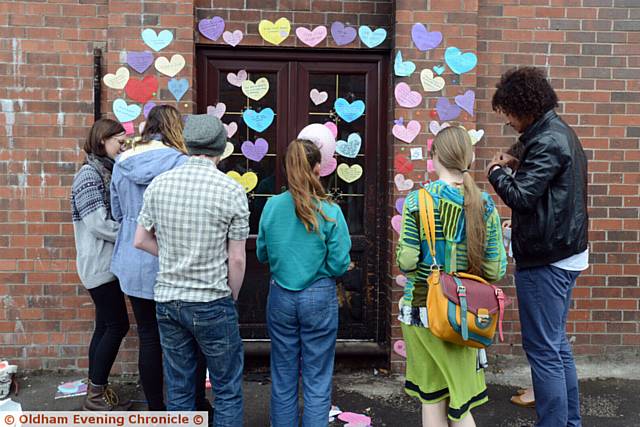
[71,66,588,427]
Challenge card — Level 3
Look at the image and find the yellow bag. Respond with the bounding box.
[418,188,509,349]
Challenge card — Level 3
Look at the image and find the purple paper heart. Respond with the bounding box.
[435,97,462,121]
[454,90,475,116]
[241,138,268,162]
[331,21,357,46]
[395,197,406,215]
[127,51,154,74]
[198,16,225,41]
[143,102,157,119]
[411,23,443,52]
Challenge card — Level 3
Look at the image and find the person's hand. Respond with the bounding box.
[486,151,506,176]
[502,220,511,230]
[500,152,520,170]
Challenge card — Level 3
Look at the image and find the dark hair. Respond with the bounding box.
[492,67,559,121]
[141,105,188,154]
[84,118,125,156]
[506,141,525,159]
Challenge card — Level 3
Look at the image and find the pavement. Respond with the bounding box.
[3,370,639,426]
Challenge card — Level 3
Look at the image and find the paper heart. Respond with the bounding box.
[392,120,421,143]
[125,75,158,103]
[198,16,225,41]
[455,90,475,116]
[394,51,416,77]
[223,122,238,138]
[320,157,337,177]
[220,142,234,160]
[310,89,328,106]
[395,197,406,214]
[427,159,435,173]
[358,25,387,48]
[138,121,146,134]
[126,51,154,74]
[433,65,446,75]
[296,26,327,47]
[427,138,434,153]
[143,102,156,119]
[411,23,442,51]
[331,21,357,46]
[324,122,338,139]
[468,129,484,145]
[243,108,275,132]
[334,98,365,123]
[112,98,141,123]
[337,163,363,183]
[122,121,134,136]
[394,174,414,191]
[395,154,413,174]
[227,171,258,193]
[141,28,173,52]
[394,82,422,108]
[338,413,372,425]
[154,54,185,77]
[223,30,243,47]
[391,215,402,234]
[336,133,361,158]
[241,138,269,162]
[393,340,407,358]
[259,18,291,45]
[241,77,270,101]
[207,103,226,119]
[395,274,408,287]
[227,70,247,87]
[420,69,445,92]
[444,47,478,75]
[429,120,450,136]
[168,78,189,101]
[435,97,462,121]
[103,67,129,90]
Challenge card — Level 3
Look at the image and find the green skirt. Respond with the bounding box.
[401,323,488,421]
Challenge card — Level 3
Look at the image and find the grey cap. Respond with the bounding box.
[183,114,227,157]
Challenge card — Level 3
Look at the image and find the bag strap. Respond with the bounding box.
[417,188,438,268]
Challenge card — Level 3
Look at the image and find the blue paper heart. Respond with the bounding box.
[336,133,362,158]
[168,78,189,101]
[141,29,173,52]
[444,47,477,75]
[334,98,365,123]
[358,25,387,48]
[243,108,275,132]
[394,51,416,77]
[433,65,446,75]
[112,98,141,123]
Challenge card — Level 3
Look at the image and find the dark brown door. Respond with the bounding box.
[197,48,388,343]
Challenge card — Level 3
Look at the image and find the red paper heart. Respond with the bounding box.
[394,154,413,174]
[125,76,158,103]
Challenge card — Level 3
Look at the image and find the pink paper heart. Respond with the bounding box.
[223,121,238,138]
[319,156,337,177]
[207,102,226,119]
[393,340,407,358]
[392,119,421,143]
[395,82,422,108]
[427,159,435,173]
[338,413,372,425]
[429,120,450,136]
[296,26,327,47]
[395,274,407,287]
[394,174,414,191]
[324,121,338,138]
[138,121,146,134]
[227,70,247,87]
[122,121,134,135]
[391,215,402,234]
[222,30,243,47]
[427,138,434,152]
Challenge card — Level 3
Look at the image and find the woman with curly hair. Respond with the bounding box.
[488,67,589,427]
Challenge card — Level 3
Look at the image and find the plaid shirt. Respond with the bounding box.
[138,157,250,303]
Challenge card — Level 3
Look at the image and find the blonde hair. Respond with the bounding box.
[141,105,188,154]
[285,139,334,233]
[431,126,486,276]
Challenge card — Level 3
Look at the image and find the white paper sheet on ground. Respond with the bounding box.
[0,398,22,412]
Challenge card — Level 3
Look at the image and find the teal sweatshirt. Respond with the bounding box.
[256,191,352,291]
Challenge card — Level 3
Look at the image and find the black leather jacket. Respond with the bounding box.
[489,110,589,269]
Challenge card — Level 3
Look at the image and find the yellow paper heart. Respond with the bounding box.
[227,171,258,193]
[220,142,234,160]
[241,77,270,101]
[154,54,186,77]
[337,164,363,183]
[259,18,291,45]
[420,69,445,92]
[103,67,130,89]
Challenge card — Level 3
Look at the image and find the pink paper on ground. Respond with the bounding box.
[338,412,372,425]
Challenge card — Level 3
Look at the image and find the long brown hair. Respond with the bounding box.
[84,118,125,156]
[285,139,333,233]
[141,105,188,154]
[431,126,485,276]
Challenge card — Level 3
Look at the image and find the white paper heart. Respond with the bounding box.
[241,77,270,101]
[468,129,484,145]
[227,70,247,87]
[394,174,414,191]
[207,103,226,119]
[103,67,130,89]
[310,89,328,106]
[220,142,234,160]
[154,54,186,77]
[138,121,146,134]
[223,122,238,138]
[429,120,450,136]
[222,30,243,47]
[420,69,446,92]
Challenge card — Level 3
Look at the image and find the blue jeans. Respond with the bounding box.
[156,297,243,427]
[267,278,339,427]
[515,265,582,427]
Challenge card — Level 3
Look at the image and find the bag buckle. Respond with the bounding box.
[457,284,466,296]
[495,288,504,299]
[430,263,440,272]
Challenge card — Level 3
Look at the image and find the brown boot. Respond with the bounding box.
[82,382,132,411]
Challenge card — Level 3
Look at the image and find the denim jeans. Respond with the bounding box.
[267,278,339,427]
[515,265,582,427]
[156,296,243,427]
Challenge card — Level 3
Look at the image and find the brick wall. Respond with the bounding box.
[0,0,638,374]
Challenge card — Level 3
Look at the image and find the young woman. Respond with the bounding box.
[257,138,352,427]
[110,105,210,412]
[396,126,507,427]
[71,118,131,411]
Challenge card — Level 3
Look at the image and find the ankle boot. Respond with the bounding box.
[82,382,132,411]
